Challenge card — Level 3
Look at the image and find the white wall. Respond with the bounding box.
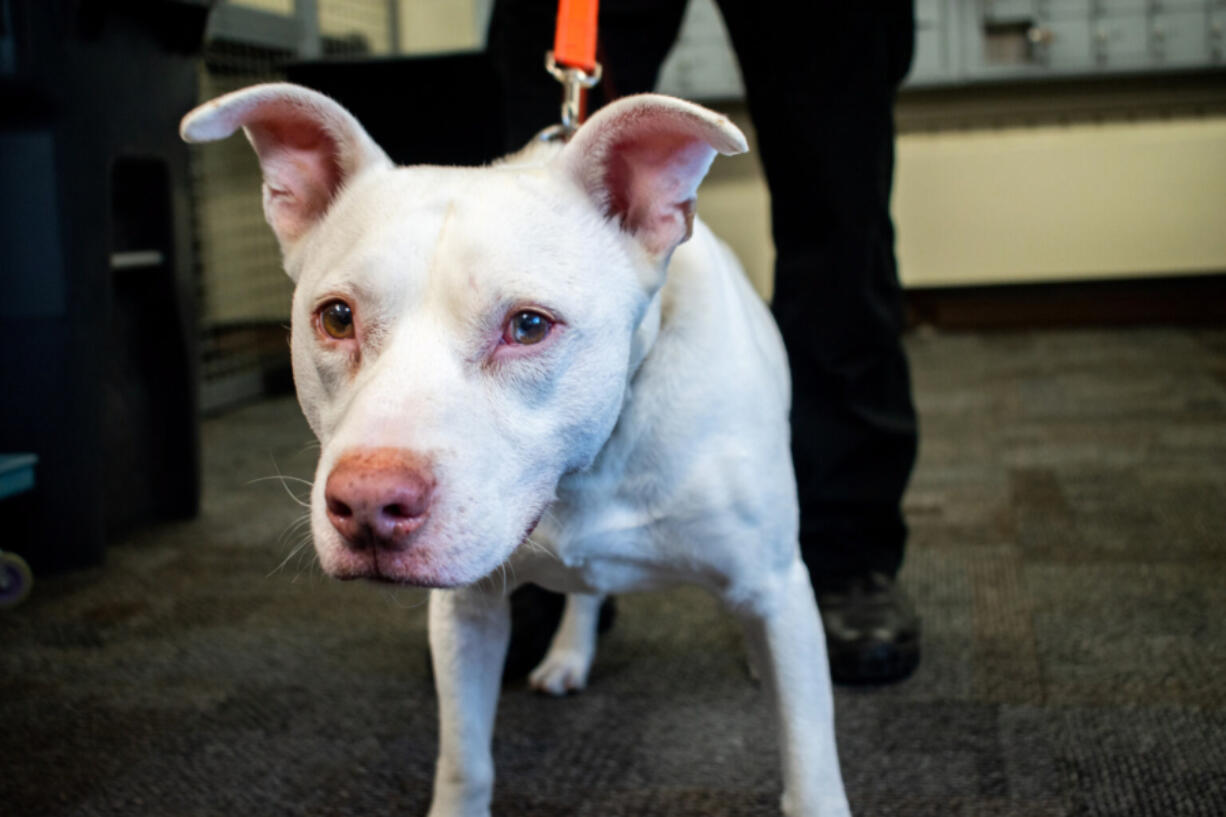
[894,117,1226,288]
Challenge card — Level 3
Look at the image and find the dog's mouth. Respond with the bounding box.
[520,508,547,545]
[330,551,458,589]
[356,567,451,590]
[369,508,547,588]
[317,504,550,589]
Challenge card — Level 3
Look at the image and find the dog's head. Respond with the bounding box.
[182,83,746,587]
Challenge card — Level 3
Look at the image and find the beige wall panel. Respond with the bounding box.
[695,116,1226,298]
[894,118,1226,287]
[399,0,482,54]
[228,0,293,13]
[320,0,392,54]
[697,168,775,302]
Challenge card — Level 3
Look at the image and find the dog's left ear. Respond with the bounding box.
[180,82,392,263]
[561,94,748,262]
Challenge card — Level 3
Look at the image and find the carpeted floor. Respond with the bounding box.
[3,326,1225,816]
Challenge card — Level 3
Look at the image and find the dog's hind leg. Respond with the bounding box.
[739,559,852,817]
[528,592,603,695]
[428,587,510,817]
[527,591,603,691]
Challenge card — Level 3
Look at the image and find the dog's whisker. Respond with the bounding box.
[521,533,560,563]
[250,474,314,487]
[381,588,430,610]
[279,512,311,533]
[291,538,322,584]
[267,538,312,578]
[249,457,313,509]
[266,508,317,582]
[275,514,312,551]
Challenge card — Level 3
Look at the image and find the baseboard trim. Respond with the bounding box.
[905,274,1226,330]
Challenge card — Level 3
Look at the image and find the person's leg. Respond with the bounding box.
[485,0,559,150]
[715,1,920,683]
[487,0,689,150]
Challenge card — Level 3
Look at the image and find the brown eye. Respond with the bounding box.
[507,310,552,345]
[319,300,355,340]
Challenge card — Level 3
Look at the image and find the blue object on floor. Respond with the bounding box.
[0,453,37,607]
[0,453,38,500]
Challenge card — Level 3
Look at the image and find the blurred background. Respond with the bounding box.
[1,2,1224,815]
[3,0,1225,573]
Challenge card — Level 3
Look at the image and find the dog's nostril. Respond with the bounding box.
[383,502,413,520]
[327,497,353,519]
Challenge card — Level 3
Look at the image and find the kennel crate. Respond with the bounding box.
[0,1,208,572]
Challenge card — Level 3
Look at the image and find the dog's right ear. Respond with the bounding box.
[559,94,747,265]
[181,83,392,264]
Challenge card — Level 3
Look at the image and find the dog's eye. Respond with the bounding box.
[319,300,355,340]
[507,310,552,345]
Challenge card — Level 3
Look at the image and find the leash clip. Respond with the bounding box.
[542,50,602,141]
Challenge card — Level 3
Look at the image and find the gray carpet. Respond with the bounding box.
[3,326,1225,816]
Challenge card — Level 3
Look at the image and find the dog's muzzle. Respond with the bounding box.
[324,447,435,552]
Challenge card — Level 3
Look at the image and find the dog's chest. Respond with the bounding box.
[513,479,660,589]
[512,459,735,597]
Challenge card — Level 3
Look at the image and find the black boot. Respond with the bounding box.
[815,572,920,685]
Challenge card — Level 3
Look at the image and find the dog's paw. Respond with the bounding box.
[528,649,592,696]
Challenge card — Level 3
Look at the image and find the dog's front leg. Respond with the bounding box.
[741,559,852,817]
[427,587,510,817]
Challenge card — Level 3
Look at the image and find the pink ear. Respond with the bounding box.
[561,94,747,260]
[181,83,391,254]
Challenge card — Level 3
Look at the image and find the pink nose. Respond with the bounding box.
[324,448,435,550]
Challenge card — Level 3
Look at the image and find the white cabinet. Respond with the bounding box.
[653,0,1222,98]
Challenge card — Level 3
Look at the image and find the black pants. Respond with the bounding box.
[488,1,918,579]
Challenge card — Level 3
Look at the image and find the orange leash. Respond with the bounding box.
[544,0,602,139]
[553,0,599,74]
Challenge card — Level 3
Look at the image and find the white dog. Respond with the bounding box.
[182,83,850,817]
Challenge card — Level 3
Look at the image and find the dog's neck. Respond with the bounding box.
[627,289,663,384]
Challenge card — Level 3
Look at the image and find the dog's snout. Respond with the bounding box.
[324,448,435,550]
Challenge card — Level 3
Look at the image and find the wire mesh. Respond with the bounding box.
[189,1,395,412]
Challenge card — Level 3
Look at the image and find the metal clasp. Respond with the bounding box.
[541,50,602,141]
